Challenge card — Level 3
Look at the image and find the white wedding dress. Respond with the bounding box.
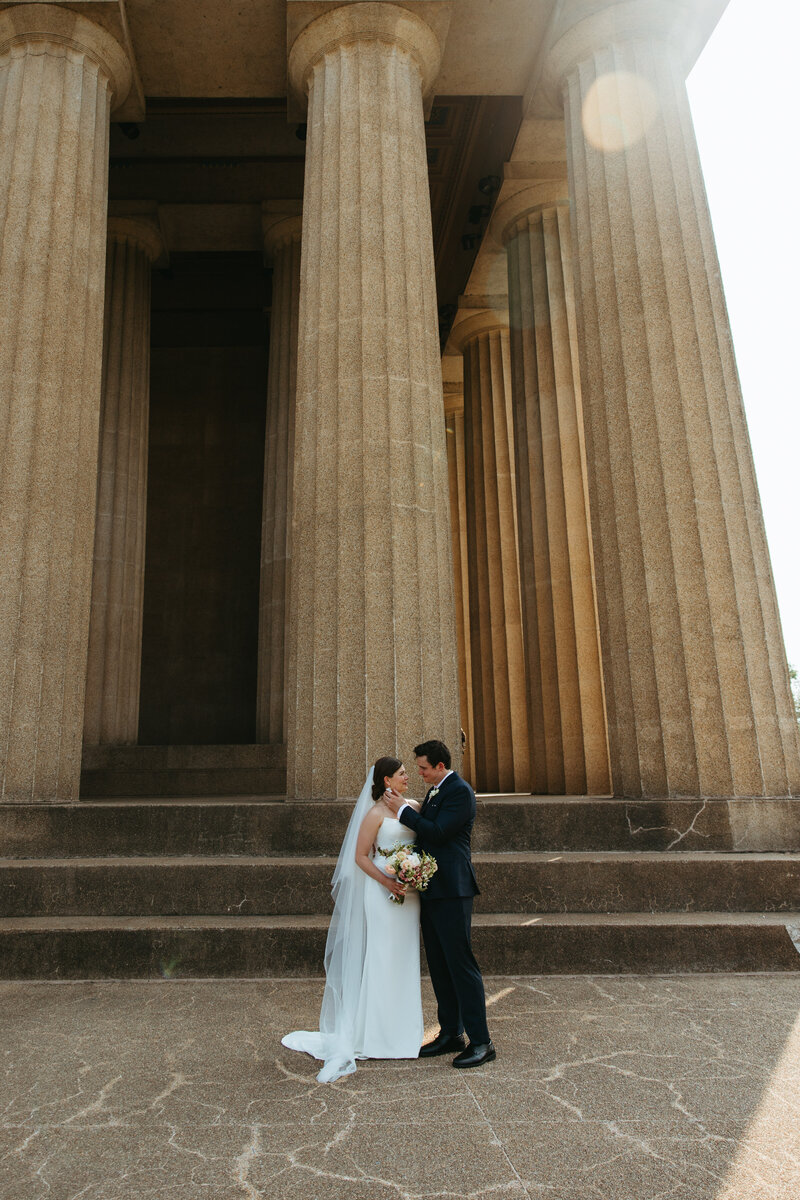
[281,771,424,1082]
[352,817,424,1058]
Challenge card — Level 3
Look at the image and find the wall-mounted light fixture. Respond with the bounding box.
[477,174,501,196]
[468,204,491,225]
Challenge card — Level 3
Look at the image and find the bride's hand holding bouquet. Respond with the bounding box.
[379,844,438,904]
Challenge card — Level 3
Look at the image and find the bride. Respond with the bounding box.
[281,756,424,1082]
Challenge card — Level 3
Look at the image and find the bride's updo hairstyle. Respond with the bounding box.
[371,756,402,802]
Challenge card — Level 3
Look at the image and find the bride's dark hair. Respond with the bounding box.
[371,756,402,801]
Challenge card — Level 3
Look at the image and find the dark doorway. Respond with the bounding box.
[138,253,269,744]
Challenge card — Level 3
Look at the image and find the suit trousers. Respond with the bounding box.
[421,896,490,1045]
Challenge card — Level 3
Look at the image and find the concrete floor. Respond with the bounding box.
[1,974,799,1200]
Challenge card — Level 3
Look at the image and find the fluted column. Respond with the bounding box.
[452,311,530,794]
[84,217,163,746]
[498,183,610,795]
[257,212,302,745]
[286,4,460,798]
[444,385,474,783]
[547,3,800,797]
[0,6,132,802]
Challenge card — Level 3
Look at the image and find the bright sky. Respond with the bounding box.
[687,0,800,674]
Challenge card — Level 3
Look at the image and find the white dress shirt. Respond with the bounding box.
[397,769,453,822]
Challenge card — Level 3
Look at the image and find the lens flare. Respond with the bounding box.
[159,956,181,979]
[581,70,659,152]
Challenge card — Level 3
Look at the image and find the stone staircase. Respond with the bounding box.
[79,745,286,798]
[1,795,800,978]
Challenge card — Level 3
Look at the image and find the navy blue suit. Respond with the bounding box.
[399,772,490,1045]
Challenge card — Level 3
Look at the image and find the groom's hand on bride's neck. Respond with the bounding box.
[384,788,403,815]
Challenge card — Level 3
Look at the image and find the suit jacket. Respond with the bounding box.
[398,771,479,900]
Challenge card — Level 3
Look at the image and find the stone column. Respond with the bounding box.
[498,182,610,796]
[83,217,163,747]
[257,212,302,746]
[451,311,530,794]
[444,384,474,783]
[286,3,461,798]
[0,5,132,802]
[545,4,800,797]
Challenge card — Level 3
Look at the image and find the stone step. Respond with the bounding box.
[4,796,800,858]
[1,912,798,978]
[79,744,287,798]
[3,852,800,917]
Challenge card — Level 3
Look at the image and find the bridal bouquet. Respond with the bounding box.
[378,844,438,904]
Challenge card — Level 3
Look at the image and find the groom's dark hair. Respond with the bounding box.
[414,739,451,769]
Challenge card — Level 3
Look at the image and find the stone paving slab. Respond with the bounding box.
[1,975,799,1199]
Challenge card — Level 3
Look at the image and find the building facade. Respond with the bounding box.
[1,0,798,806]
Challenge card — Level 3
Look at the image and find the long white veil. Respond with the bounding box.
[281,768,375,1082]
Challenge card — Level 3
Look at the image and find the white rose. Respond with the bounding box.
[404,852,421,868]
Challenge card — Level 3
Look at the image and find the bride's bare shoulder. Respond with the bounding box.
[360,801,386,829]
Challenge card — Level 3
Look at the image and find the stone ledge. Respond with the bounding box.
[3,853,800,917]
[1,912,798,978]
[4,797,800,856]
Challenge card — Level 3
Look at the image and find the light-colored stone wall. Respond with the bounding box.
[551,4,800,797]
[452,310,531,794]
[500,185,610,796]
[286,3,461,799]
[0,5,131,801]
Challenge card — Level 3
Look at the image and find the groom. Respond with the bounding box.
[384,739,495,1068]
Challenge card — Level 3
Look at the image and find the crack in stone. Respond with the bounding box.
[0,1125,41,1162]
[462,1077,535,1200]
[540,1048,735,1138]
[281,1106,526,1200]
[515,981,556,1003]
[33,1146,53,1196]
[166,1123,212,1161]
[76,1057,112,1078]
[624,801,710,849]
[232,1124,264,1198]
[63,1075,123,1126]
[273,1055,355,1097]
[585,979,623,1002]
[147,1071,190,1111]
[665,801,710,851]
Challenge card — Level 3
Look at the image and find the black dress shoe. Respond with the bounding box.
[452,1040,496,1068]
[419,1032,466,1058]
